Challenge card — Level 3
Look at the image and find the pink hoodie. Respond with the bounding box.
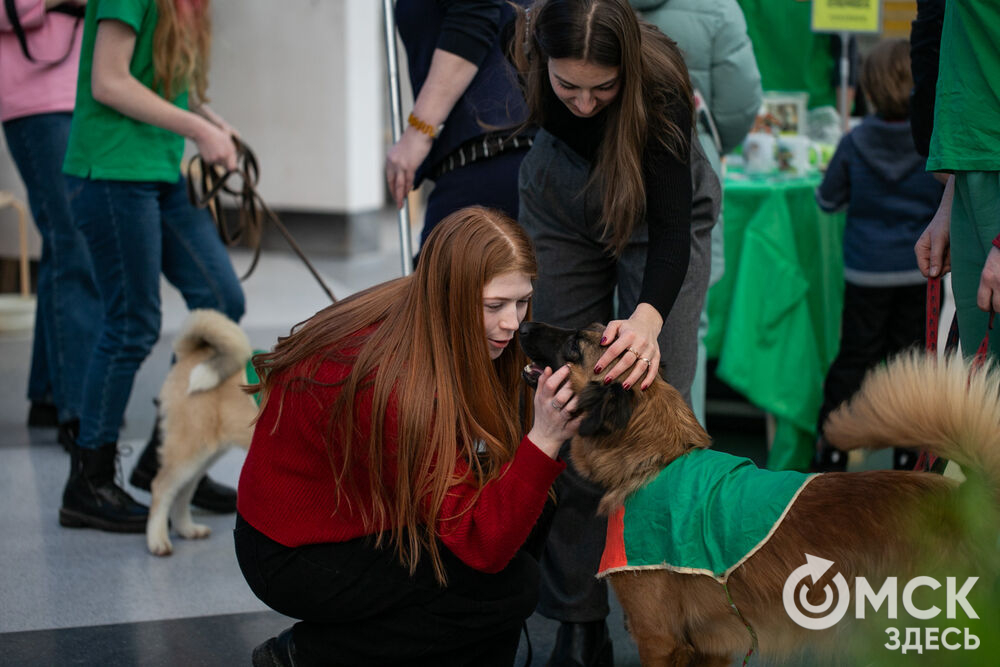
[0,0,82,122]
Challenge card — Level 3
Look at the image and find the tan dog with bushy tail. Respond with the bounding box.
[147,309,257,556]
[519,322,1000,665]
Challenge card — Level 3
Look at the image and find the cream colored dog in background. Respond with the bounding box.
[147,309,257,556]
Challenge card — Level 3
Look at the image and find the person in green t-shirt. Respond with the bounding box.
[58,0,245,534]
[915,0,1000,361]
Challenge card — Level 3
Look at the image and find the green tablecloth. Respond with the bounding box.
[705,174,846,471]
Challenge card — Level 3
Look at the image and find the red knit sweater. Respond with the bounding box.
[237,353,565,574]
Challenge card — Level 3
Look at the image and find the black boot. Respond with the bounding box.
[60,442,148,533]
[547,620,614,667]
[129,415,238,514]
[28,400,59,428]
[252,628,299,667]
[811,434,848,473]
[893,447,918,471]
[57,419,79,453]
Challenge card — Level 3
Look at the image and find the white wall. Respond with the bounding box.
[0,130,40,260]
[208,0,385,211]
[0,0,388,260]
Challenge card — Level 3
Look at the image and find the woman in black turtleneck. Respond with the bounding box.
[510,0,720,663]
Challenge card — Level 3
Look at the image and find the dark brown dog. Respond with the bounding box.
[520,322,1000,666]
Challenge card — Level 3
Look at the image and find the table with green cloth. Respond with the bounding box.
[705,173,846,471]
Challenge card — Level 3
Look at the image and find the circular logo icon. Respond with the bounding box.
[783,554,851,630]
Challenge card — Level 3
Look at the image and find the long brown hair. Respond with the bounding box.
[252,207,538,583]
[153,0,211,103]
[512,0,694,254]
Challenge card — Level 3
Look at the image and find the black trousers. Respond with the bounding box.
[817,281,926,433]
[234,514,539,666]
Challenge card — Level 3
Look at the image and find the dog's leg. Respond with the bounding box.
[146,468,176,556]
[611,572,696,666]
[169,449,225,541]
[146,454,210,556]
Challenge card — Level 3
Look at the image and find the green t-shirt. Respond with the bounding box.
[63,0,189,182]
[926,0,1000,172]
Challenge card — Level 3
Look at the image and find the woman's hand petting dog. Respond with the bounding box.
[594,303,663,391]
[527,365,583,459]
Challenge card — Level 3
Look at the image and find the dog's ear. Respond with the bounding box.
[574,381,635,437]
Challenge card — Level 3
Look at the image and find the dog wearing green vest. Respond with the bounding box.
[146,309,257,556]
[520,322,1000,665]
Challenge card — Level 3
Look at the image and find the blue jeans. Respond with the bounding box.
[3,113,100,422]
[66,175,245,449]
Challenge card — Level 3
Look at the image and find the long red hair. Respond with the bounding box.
[153,0,211,103]
[252,207,538,582]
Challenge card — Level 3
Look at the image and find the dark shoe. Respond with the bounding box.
[547,620,614,667]
[893,447,918,471]
[811,446,848,472]
[59,442,148,533]
[130,418,238,513]
[252,628,298,667]
[57,419,79,453]
[28,401,59,428]
[188,476,238,513]
[810,434,848,473]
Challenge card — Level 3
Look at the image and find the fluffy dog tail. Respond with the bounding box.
[173,309,252,394]
[824,350,1000,487]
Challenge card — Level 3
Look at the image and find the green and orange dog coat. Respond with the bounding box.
[598,448,818,583]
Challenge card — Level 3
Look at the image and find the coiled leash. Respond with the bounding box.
[186,137,337,303]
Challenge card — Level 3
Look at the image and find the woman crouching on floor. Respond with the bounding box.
[235,206,582,666]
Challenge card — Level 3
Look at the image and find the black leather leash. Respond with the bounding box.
[186,138,337,303]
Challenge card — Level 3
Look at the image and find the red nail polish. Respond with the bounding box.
[623,382,631,390]
[600,336,607,345]
[604,376,612,385]
[594,365,602,374]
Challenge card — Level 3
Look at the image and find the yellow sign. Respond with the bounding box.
[812,0,882,33]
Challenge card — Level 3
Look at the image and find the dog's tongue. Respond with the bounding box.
[522,363,544,387]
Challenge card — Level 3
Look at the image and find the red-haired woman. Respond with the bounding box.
[58,0,244,533]
[236,207,581,666]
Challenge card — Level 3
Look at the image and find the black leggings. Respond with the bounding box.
[234,514,539,666]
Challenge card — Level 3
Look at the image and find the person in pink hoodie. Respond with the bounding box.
[1,0,99,442]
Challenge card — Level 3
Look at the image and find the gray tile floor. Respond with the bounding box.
[0,211,829,666]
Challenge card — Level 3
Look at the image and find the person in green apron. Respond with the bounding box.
[917,0,1000,360]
